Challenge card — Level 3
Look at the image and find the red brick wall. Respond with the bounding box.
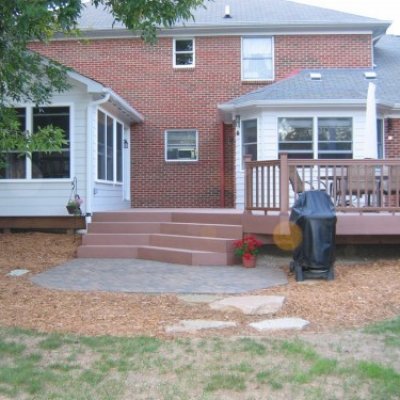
[29,33,372,207]
[385,119,400,158]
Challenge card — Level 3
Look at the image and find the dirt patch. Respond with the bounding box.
[0,232,400,338]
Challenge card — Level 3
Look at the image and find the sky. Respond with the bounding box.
[294,0,400,34]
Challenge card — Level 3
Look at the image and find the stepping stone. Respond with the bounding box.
[249,317,310,331]
[177,294,223,304]
[7,269,30,277]
[209,295,285,315]
[165,319,237,333]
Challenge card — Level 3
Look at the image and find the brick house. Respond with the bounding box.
[1,0,398,216]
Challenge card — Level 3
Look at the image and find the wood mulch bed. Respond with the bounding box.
[0,232,399,338]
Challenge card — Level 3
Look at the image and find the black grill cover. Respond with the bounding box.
[290,191,336,275]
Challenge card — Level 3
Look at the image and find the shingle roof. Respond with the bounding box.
[219,35,400,110]
[76,0,389,34]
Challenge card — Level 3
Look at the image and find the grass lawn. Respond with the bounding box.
[0,317,399,400]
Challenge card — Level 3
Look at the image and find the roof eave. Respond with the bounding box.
[53,21,391,40]
[67,70,144,123]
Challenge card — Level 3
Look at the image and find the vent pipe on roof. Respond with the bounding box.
[224,5,232,18]
[310,72,322,80]
[364,71,377,79]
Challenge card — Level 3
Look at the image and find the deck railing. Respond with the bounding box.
[244,154,400,214]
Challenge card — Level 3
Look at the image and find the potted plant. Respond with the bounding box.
[233,236,263,268]
[66,195,83,215]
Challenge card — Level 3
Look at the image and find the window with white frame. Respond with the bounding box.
[242,119,258,164]
[278,118,314,159]
[0,106,70,179]
[165,130,198,161]
[318,118,353,159]
[242,37,273,81]
[173,38,195,67]
[278,117,353,159]
[97,110,124,182]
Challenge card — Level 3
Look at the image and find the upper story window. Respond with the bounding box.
[278,117,353,159]
[173,38,195,68]
[97,110,124,183]
[242,119,257,167]
[242,37,273,81]
[0,106,70,179]
[165,130,198,161]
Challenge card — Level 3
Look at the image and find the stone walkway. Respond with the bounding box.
[31,257,288,294]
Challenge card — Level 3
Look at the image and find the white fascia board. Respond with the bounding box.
[67,70,105,93]
[67,70,143,123]
[219,99,368,112]
[53,21,389,40]
[107,89,144,123]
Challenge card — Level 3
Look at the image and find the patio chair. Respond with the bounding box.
[336,165,376,206]
[288,166,305,196]
[382,166,400,206]
[289,166,326,198]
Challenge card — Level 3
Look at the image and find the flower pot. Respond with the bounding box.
[242,255,257,268]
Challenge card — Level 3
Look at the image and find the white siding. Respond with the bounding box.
[235,106,369,209]
[0,80,91,216]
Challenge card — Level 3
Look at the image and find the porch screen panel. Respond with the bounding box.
[97,110,106,180]
[106,116,114,181]
[278,118,313,159]
[116,122,123,182]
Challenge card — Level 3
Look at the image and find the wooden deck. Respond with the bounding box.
[243,155,400,243]
[0,216,86,233]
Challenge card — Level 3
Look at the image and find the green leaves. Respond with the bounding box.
[0,0,208,157]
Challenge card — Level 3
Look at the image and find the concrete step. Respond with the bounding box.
[159,222,242,239]
[92,211,172,223]
[82,233,150,246]
[77,245,139,258]
[88,222,161,234]
[137,246,234,266]
[149,234,235,253]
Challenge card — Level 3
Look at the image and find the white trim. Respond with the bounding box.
[53,27,382,40]
[95,106,126,184]
[1,103,73,181]
[240,117,258,170]
[173,37,195,69]
[277,115,354,159]
[164,129,199,162]
[241,36,275,82]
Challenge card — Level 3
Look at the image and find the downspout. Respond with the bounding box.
[86,90,111,224]
[220,121,225,208]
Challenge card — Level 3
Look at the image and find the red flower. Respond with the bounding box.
[233,236,263,257]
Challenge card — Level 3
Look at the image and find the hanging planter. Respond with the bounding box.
[66,177,83,215]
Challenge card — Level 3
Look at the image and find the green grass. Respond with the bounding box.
[0,316,399,399]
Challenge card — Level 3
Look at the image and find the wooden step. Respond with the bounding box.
[137,246,234,266]
[159,222,242,239]
[171,212,243,225]
[82,233,150,246]
[149,234,235,252]
[77,245,139,258]
[88,222,161,234]
[92,211,172,223]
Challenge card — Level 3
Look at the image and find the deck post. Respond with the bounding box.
[280,153,289,215]
[244,154,253,213]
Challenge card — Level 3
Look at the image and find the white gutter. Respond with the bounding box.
[85,91,110,223]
